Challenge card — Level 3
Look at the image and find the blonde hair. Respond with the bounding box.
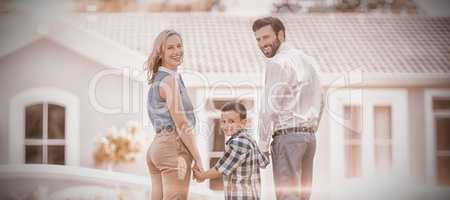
[145,29,182,84]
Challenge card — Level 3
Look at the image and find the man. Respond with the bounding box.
[252,16,323,200]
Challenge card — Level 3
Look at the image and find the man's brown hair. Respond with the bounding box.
[252,16,286,38]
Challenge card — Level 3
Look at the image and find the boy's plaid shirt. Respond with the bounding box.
[214,131,270,200]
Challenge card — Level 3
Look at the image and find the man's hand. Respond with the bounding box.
[261,151,271,167]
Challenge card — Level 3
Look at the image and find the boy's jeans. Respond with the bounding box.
[271,132,316,200]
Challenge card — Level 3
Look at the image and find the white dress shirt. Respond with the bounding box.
[258,42,324,152]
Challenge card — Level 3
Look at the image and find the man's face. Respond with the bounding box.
[254,25,282,58]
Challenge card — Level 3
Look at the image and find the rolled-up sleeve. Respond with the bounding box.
[258,61,290,152]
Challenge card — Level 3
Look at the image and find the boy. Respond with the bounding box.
[193,102,269,200]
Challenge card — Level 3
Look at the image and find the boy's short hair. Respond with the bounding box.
[252,16,286,38]
[221,102,247,120]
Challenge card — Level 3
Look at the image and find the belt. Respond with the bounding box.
[273,126,316,138]
[155,125,175,134]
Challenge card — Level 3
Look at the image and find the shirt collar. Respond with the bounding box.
[270,42,291,60]
[279,42,292,53]
[159,66,178,76]
[226,129,246,144]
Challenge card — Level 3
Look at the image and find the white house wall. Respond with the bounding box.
[0,38,147,175]
[408,88,427,183]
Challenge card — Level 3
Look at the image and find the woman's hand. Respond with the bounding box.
[193,160,204,173]
[162,75,204,179]
[192,165,205,182]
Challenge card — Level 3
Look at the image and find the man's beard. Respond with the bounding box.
[261,37,281,58]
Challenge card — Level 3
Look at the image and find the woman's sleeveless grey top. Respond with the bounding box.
[147,68,196,132]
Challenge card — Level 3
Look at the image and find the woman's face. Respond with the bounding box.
[161,34,183,68]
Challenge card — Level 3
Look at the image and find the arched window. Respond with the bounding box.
[25,103,66,164]
[10,88,80,166]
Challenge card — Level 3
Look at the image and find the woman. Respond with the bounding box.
[145,29,204,200]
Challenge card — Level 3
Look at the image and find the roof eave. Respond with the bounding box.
[183,72,450,88]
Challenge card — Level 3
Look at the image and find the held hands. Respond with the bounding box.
[194,160,204,173]
[192,165,205,182]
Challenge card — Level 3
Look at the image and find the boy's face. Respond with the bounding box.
[221,111,247,137]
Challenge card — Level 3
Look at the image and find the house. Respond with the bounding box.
[0,12,449,199]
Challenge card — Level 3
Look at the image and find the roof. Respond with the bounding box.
[63,13,450,75]
[0,12,146,71]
